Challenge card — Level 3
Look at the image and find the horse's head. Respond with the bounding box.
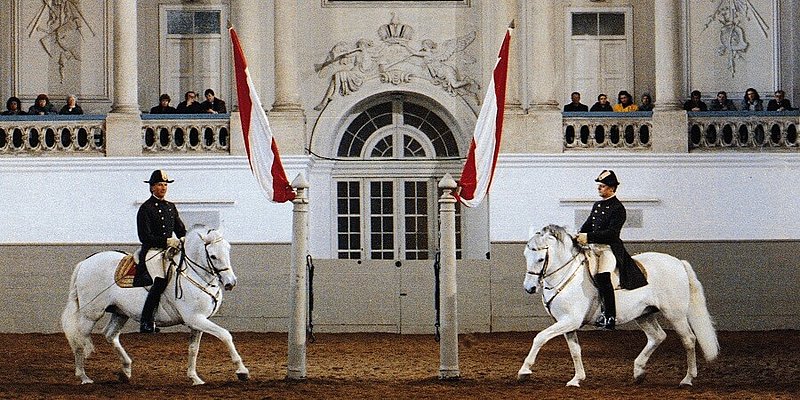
[186,227,238,291]
[523,224,576,294]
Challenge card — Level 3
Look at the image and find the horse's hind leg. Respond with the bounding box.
[633,314,667,383]
[185,318,249,382]
[72,315,97,384]
[103,313,132,383]
[668,315,698,386]
[187,329,205,385]
[563,331,586,387]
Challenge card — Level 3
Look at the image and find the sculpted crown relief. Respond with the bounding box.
[314,14,479,111]
[702,0,769,77]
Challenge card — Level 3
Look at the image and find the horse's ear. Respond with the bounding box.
[528,225,537,240]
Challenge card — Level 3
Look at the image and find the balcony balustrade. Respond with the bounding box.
[687,110,800,150]
[141,114,231,154]
[562,111,652,150]
[0,115,105,155]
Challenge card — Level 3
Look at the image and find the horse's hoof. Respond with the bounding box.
[192,380,206,386]
[117,372,130,383]
[517,372,531,382]
[237,372,250,381]
[633,373,646,384]
[679,381,693,388]
[566,380,581,387]
[80,378,94,385]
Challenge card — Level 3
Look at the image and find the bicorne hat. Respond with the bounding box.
[595,170,619,186]
[144,169,174,184]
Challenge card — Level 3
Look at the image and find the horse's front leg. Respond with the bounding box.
[517,319,582,382]
[186,317,250,382]
[563,331,585,387]
[187,329,205,385]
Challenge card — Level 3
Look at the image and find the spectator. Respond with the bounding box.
[683,90,708,111]
[176,91,203,113]
[2,96,26,115]
[767,90,794,111]
[709,91,737,111]
[200,89,227,114]
[59,95,84,115]
[563,92,588,112]
[28,93,57,115]
[150,94,177,114]
[741,88,763,111]
[612,90,639,112]
[589,94,612,112]
[638,93,654,111]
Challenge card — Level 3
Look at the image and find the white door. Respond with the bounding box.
[160,7,228,103]
[566,9,633,102]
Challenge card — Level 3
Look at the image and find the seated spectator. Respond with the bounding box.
[612,90,639,112]
[59,95,84,115]
[150,94,177,114]
[176,91,203,113]
[709,91,737,111]
[28,93,57,115]
[741,88,763,111]
[563,92,588,112]
[589,94,612,112]
[683,90,708,111]
[200,89,227,114]
[2,96,27,115]
[767,90,794,111]
[638,93,654,111]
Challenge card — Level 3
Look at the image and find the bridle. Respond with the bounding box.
[526,237,587,314]
[174,233,232,314]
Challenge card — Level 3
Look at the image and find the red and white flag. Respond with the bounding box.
[230,27,296,203]
[456,24,512,208]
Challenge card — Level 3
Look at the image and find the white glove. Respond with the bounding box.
[576,233,588,246]
[166,237,181,249]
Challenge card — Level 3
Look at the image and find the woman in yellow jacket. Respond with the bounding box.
[612,90,639,112]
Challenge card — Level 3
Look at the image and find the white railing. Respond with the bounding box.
[688,111,800,150]
[141,114,231,154]
[562,111,653,150]
[0,115,105,155]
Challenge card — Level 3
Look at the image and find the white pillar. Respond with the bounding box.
[230,0,266,112]
[111,0,139,113]
[528,0,558,110]
[654,0,683,110]
[287,173,309,380]
[438,173,460,379]
[272,1,302,112]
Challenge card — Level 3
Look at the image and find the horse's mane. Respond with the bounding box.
[541,224,579,250]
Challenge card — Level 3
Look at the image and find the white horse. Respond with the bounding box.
[518,224,719,387]
[61,227,249,385]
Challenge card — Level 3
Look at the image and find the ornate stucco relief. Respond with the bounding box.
[314,14,479,111]
[27,0,96,83]
[702,0,769,77]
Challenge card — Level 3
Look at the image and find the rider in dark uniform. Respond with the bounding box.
[576,170,627,330]
[136,170,186,333]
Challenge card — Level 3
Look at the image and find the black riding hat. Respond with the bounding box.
[145,169,174,184]
[595,170,619,187]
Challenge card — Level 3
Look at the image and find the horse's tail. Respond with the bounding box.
[61,261,94,358]
[682,260,719,361]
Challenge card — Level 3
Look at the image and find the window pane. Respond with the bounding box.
[572,13,597,36]
[599,13,625,36]
[336,181,361,259]
[167,11,193,35]
[194,11,221,34]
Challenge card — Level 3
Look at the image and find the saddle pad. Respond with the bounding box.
[634,259,648,280]
[114,255,136,288]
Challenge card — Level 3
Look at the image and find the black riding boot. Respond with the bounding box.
[595,272,616,330]
[140,277,167,333]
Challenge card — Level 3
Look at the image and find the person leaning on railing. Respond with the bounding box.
[28,93,57,115]
[741,88,764,111]
[709,91,737,111]
[767,90,795,111]
[612,90,638,112]
[2,96,26,115]
[58,95,84,115]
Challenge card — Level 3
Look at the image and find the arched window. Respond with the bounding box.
[334,96,462,260]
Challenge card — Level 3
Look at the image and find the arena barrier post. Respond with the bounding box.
[287,173,310,379]
[437,174,460,379]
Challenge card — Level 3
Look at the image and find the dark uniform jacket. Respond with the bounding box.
[579,196,647,290]
[137,195,187,256]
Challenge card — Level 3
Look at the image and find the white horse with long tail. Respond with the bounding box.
[61,227,249,385]
[518,224,719,387]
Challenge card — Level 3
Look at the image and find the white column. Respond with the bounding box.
[230,0,265,112]
[438,174,460,379]
[528,0,558,110]
[287,173,309,380]
[654,0,683,110]
[272,1,302,112]
[111,0,139,113]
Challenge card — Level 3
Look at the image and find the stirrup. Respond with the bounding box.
[140,321,160,334]
[595,314,616,330]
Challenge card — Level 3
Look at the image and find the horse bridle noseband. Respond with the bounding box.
[526,239,586,313]
[174,234,231,313]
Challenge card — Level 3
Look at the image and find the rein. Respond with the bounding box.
[528,243,588,315]
[174,236,229,315]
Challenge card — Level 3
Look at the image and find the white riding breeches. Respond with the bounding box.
[588,244,616,274]
[144,249,169,280]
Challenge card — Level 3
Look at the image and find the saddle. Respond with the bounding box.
[585,250,648,290]
[114,254,137,288]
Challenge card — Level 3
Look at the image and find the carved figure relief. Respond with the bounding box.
[702,0,769,77]
[27,0,96,83]
[315,14,478,111]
